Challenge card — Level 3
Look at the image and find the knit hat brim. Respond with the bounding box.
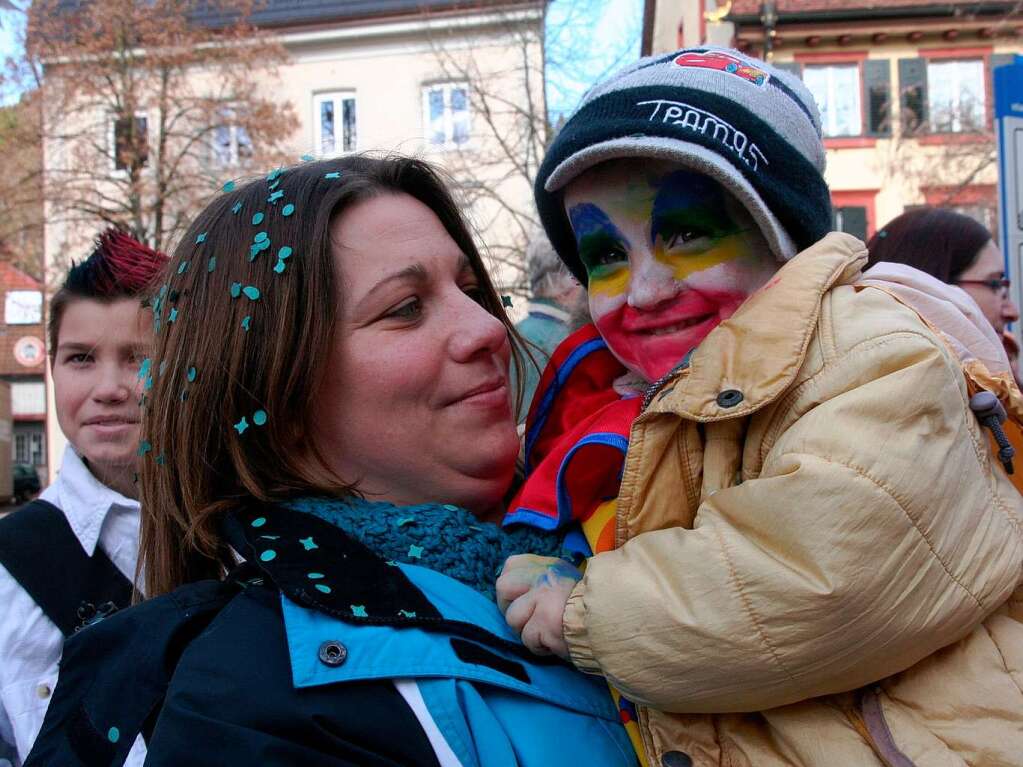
[544,134,798,269]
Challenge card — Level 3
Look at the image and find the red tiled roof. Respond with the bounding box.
[0,262,41,291]
[729,0,1016,16]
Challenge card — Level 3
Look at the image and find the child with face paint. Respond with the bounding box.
[497,47,1023,767]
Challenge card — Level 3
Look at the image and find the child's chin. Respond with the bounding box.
[635,328,717,380]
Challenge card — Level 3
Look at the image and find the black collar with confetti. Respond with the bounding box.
[224,501,568,665]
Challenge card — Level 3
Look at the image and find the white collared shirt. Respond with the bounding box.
[0,447,146,766]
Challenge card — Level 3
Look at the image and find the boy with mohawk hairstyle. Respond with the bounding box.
[0,227,166,766]
[497,47,1023,766]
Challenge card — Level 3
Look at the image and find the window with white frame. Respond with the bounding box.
[4,290,41,325]
[423,82,470,149]
[927,59,986,133]
[314,92,357,156]
[13,430,44,466]
[211,109,253,167]
[802,64,862,137]
[112,113,149,172]
[952,203,996,233]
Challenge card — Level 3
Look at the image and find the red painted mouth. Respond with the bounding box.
[597,288,749,381]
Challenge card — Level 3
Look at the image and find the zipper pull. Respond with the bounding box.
[970,391,1015,475]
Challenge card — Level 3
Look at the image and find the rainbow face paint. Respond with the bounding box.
[564,160,777,381]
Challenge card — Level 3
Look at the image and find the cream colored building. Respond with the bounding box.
[40,0,544,480]
[646,0,1021,243]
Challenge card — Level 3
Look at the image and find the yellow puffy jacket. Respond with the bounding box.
[563,233,1023,767]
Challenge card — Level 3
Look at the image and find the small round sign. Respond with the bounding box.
[13,336,44,367]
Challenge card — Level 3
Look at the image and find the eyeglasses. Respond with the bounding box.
[957,277,1012,297]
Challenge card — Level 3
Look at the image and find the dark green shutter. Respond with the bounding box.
[898,57,928,134]
[864,59,891,136]
[833,206,868,241]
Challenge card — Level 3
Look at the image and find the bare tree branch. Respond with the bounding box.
[0,0,298,273]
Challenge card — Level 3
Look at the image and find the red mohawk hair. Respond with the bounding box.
[64,227,169,297]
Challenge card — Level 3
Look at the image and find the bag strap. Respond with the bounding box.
[24,576,245,767]
[0,499,135,636]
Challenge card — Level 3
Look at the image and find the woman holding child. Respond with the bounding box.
[25,156,637,766]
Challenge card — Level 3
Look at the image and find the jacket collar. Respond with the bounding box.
[225,502,574,666]
[527,298,572,324]
[647,232,867,421]
[39,445,140,556]
[225,502,441,624]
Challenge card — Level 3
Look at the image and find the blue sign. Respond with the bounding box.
[995,56,1023,327]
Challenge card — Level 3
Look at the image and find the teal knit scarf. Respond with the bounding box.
[285,496,568,601]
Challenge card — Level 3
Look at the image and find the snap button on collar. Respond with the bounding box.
[318,640,347,667]
[716,389,743,408]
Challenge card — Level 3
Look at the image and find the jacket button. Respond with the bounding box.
[318,640,347,667]
[716,389,743,408]
[661,751,693,767]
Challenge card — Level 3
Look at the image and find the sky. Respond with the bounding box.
[0,0,644,112]
[546,0,644,122]
[0,1,24,106]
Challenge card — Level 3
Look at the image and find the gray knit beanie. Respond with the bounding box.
[535,47,831,284]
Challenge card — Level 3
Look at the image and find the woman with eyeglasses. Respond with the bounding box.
[867,207,1020,343]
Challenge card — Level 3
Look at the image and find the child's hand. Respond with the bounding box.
[496,554,581,658]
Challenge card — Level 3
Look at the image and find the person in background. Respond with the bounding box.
[867,206,1021,380]
[512,231,583,421]
[0,228,165,766]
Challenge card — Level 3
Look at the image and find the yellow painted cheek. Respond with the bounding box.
[588,267,631,298]
[659,238,743,282]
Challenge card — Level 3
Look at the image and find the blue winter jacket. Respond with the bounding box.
[25,502,637,767]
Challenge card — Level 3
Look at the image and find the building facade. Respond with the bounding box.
[0,262,46,483]
[645,0,1022,244]
[40,0,544,480]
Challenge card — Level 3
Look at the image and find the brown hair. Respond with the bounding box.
[866,207,993,283]
[139,155,525,597]
[48,227,169,357]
